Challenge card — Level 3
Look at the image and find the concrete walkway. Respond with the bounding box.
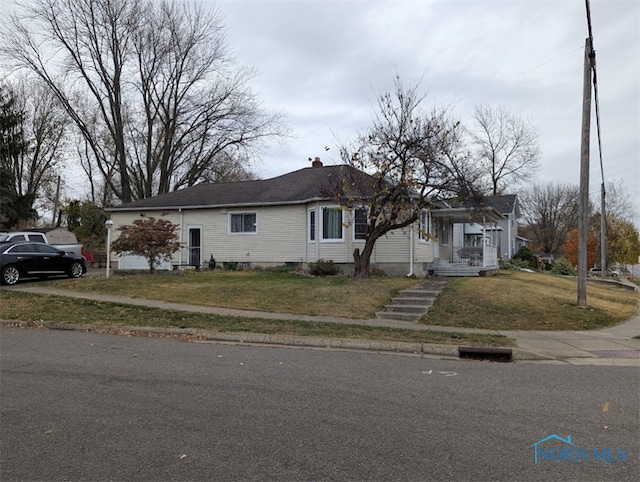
[3,283,640,366]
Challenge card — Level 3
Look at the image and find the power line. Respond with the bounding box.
[457,46,584,102]
[587,8,605,185]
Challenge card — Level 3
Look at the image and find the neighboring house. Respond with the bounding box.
[515,234,529,253]
[107,159,502,277]
[537,252,555,265]
[452,194,522,262]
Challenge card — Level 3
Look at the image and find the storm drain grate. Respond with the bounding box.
[589,350,640,359]
[458,346,513,362]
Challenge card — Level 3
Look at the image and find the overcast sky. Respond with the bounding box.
[215,0,639,225]
[0,0,638,226]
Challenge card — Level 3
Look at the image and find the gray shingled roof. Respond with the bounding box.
[484,194,517,215]
[444,194,517,215]
[110,165,373,211]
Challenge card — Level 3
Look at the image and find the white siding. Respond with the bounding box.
[109,207,435,273]
[108,211,183,269]
[194,205,308,264]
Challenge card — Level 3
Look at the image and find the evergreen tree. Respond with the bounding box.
[0,85,37,229]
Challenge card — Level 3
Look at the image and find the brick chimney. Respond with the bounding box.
[312,156,323,168]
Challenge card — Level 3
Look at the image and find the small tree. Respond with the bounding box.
[110,217,182,274]
[331,76,478,279]
[605,216,640,266]
[62,200,109,253]
[564,228,597,268]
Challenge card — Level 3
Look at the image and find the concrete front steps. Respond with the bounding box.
[376,280,450,322]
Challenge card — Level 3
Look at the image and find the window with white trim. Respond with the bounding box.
[353,208,367,241]
[309,209,316,242]
[322,207,343,241]
[230,212,257,234]
[419,211,431,241]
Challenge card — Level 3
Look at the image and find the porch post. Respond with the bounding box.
[482,216,487,268]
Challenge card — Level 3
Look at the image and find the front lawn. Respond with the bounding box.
[46,270,422,319]
[423,270,639,330]
[0,290,513,347]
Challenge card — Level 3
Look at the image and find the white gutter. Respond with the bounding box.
[407,226,414,277]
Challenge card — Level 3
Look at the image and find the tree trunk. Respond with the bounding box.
[353,242,375,280]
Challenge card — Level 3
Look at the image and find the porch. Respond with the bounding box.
[429,205,502,277]
[430,260,499,277]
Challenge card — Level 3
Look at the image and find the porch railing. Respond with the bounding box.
[483,243,498,267]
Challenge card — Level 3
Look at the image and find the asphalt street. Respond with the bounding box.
[1,327,639,481]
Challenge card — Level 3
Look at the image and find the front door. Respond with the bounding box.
[188,227,202,268]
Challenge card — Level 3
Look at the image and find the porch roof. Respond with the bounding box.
[430,206,503,223]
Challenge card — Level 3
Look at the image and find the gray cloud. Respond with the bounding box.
[221,0,639,225]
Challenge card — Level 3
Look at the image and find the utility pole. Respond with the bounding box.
[577,37,594,307]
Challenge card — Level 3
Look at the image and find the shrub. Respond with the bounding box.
[223,261,238,271]
[509,258,531,269]
[265,265,296,273]
[511,246,536,269]
[370,266,388,277]
[308,259,340,276]
[550,257,576,276]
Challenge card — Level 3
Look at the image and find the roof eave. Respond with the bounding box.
[108,196,330,212]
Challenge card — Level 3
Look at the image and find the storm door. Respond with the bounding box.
[188,226,202,268]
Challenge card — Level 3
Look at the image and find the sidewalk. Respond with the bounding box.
[4,284,640,366]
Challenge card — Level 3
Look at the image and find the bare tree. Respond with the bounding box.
[1,0,284,205]
[128,1,275,196]
[7,76,69,215]
[0,77,69,224]
[520,182,581,256]
[600,179,637,222]
[469,104,541,195]
[332,76,478,279]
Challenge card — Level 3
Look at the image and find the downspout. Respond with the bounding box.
[407,225,414,277]
[179,208,184,266]
[507,213,512,259]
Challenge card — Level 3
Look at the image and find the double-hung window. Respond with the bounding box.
[419,211,431,241]
[353,208,367,241]
[230,212,257,234]
[309,209,316,242]
[322,207,343,241]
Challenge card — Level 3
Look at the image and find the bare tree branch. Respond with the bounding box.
[1,0,287,205]
[470,104,541,195]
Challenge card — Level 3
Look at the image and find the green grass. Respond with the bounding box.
[50,270,421,319]
[1,269,637,346]
[0,290,513,347]
[423,270,639,331]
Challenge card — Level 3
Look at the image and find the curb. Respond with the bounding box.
[0,319,551,361]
